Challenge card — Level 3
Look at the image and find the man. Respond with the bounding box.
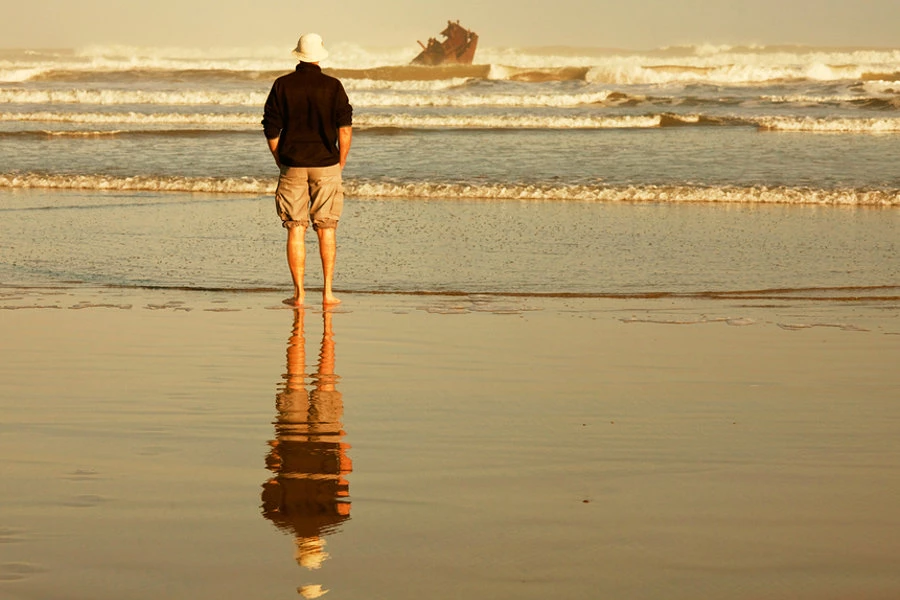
[263,33,353,306]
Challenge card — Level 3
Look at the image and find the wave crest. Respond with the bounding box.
[2,173,897,206]
[5,110,899,134]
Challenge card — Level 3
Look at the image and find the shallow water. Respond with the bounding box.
[1,189,897,300]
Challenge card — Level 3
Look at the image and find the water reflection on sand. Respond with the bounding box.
[261,309,350,599]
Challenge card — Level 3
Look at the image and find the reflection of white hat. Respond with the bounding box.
[292,33,329,62]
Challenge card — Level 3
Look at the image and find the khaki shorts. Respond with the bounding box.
[275,164,343,230]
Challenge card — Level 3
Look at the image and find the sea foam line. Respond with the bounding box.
[0,111,259,126]
[0,88,614,108]
[757,116,900,133]
[0,89,268,106]
[5,46,900,86]
[4,111,900,133]
[2,173,897,206]
[3,86,898,115]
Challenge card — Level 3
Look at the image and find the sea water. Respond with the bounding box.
[0,43,898,296]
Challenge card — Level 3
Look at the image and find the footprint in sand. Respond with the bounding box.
[0,562,46,582]
[0,528,25,544]
[62,469,101,482]
[60,494,109,508]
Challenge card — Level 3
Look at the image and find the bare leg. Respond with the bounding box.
[317,227,340,305]
[284,225,307,306]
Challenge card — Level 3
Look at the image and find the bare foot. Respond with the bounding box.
[323,293,341,306]
[282,295,304,307]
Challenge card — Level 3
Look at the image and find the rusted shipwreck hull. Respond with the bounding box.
[411,21,478,66]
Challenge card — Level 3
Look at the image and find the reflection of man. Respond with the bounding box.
[262,32,353,307]
[262,309,351,599]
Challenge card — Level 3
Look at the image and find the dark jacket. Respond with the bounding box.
[262,63,353,168]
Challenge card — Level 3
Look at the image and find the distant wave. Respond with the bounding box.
[3,85,897,112]
[0,87,618,108]
[4,46,900,87]
[5,110,900,133]
[0,111,258,125]
[329,65,490,81]
[0,129,253,139]
[345,64,598,83]
[582,62,900,85]
[6,63,900,87]
[11,68,473,91]
[21,68,283,84]
[359,113,668,129]
[756,116,900,133]
[0,89,268,106]
[2,173,897,206]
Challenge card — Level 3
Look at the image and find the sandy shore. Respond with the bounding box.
[1,286,899,599]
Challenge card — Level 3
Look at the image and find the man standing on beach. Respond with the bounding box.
[263,33,353,306]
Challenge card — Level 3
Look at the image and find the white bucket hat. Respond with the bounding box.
[292,33,329,63]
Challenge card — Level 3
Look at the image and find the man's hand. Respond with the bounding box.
[338,126,352,170]
[266,137,281,168]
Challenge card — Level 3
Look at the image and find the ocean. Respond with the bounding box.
[1,43,898,297]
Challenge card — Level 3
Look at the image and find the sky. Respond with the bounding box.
[1,0,898,50]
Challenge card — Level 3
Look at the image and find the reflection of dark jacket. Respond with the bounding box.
[262,63,353,168]
[262,388,351,538]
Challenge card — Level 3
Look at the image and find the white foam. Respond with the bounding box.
[756,116,900,133]
[0,111,258,125]
[342,78,471,92]
[0,87,617,108]
[0,89,267,106]
[358,113,660,129]
[345,182,900,205]
[73,44,294,72]
[5,109,900,134]
[585,60,876,86]
[1,174,898,206]
[34,43,416,73]
[0,173,272,194]
[5,44,897,86]
[861,80,900,95]
[0,111,657,129]
[5,86,895,113]
[0,67,47,83]
[349,90,613,108]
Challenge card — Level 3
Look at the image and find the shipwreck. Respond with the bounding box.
[411,20,478,66]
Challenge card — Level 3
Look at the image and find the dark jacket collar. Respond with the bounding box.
[296,62,322,73]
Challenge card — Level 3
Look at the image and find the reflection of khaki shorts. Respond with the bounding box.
[275,164,343,230]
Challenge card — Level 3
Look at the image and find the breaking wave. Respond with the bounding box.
[3,87,897,113]
[4,44,900,85]
[0,111,258,126]
[4,110,899,133]
[0,111,261,126]
[2,173,897,206]
[0,89,268,106]
[756,116,900,133]
[0,87,619,108]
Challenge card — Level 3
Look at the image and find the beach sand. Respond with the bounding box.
[1,287,898,599]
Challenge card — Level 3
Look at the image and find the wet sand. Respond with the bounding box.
[1,287,898,599]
